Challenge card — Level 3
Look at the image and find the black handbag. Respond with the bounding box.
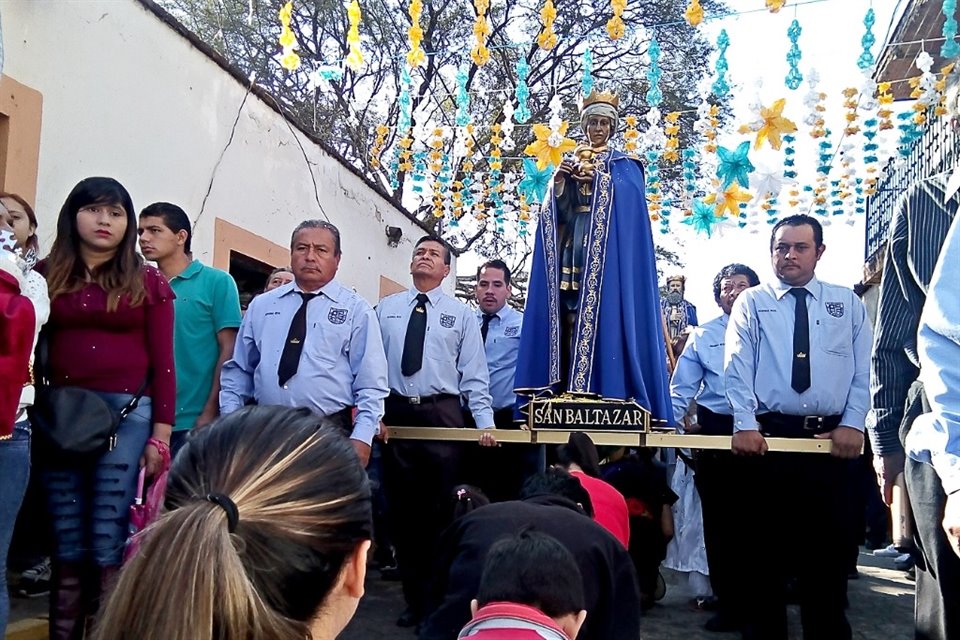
[28,334,148,462]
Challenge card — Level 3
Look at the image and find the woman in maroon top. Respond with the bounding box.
[37,177,175,640]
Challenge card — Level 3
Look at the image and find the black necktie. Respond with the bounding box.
[278,292,318,386]
[789,288,811,393]
[401,293,429,376]
[481,314,494,343]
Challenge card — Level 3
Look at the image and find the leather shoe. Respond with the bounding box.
[397,608,421,627]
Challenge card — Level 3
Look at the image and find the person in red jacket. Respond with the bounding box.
[458,530,587,640]
[557,432,630,547]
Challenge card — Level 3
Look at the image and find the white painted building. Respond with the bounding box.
[0,0,449,304]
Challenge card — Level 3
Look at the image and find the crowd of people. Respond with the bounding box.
[0,79,958,640]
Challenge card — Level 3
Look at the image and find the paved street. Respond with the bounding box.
[6,548,914,639]
[340,549,915,640]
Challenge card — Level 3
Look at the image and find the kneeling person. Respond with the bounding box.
[459,530,587,640]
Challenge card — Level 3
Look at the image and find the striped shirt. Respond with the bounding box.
[868,176,957,456]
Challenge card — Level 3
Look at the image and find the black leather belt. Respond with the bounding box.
[388,392,458,406]
[757,412,842,437]
[695,406,734,436]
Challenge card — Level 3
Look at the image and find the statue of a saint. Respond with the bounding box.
[515,91,672,424]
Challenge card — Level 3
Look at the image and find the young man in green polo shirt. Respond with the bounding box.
[138,203,242,456]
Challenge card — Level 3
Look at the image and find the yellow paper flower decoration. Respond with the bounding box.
[705,183,753,219]
[345,0,364,71]
[407,0,425,67]
[685,0,703,26]
[607,0,627,40]
[472,0,491,65]
[277,1,300,71]
[754,99,797,150]
[537,0,558,50]
[524,121,576,170]
[765,0,785,12]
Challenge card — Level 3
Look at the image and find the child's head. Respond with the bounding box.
[450,484,490,521]
[471,529,587,639]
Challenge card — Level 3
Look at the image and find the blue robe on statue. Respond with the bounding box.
[515,149,673,424]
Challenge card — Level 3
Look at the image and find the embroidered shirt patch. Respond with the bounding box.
[825,302,844,318]
[328,308,348,324]
[440,313,456,328]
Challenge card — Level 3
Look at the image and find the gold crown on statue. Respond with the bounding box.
[581,89,620,110]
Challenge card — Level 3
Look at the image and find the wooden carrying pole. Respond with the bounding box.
[385,427,835,453]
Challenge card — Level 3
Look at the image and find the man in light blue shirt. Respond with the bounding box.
[377,235,495,627]
[669,263,759,634]
[475,259,523,425]
[220,220,388,467]
[724,214,872,640]
[908,211,960,630]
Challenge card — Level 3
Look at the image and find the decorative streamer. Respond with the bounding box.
[663,112,681,162]
[909,52,939,128]
[428,126,445,216]
[369,124,389,168]
[500,101,517,152]
[712,30,730,97]
[842,87,860,136]
[646,150,663,220]
[461,124,478,217]
[514,59,531,123]
[942,0,959,59]
[487,123,506,226]
[935,62,956,116]
[857,8,876,70]
[766,0,785,12]
[646,37,663,107]
[538,0,559,50]
[455,63,471,127]
[278,2,301,71]
[682,148,698,205]
[624,115,641,157]
[406,0,426,67]
[518,194,531,237]
[608,0,627,40]
[876,81,894,131]
[803,72,827,139]
[785,19,802,90]
[685,0,704,27]
[345,0,363,71]
[471,0,491,65]
[581,48,594,98]
[782,134,798,181]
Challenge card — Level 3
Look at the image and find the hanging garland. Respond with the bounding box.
[646,150,663,220]
[842,87,860,136]
[877,81,894,131]
[608,0,627,41]
[345,0,363,71]
[942,0,959,59]
[514,59,531,123]
[803,71,827,139]
[471,0,491,66]
[785,19,803,90]
[663,112,681,163]
[684,0,704,27]
[407,0,426,68]
[369,124,389,168]
[857,8,876,70]
[487,123,506,226]
[538,0,559,50]
[581,48,594,97]
[624,115,641,157]
[278,1,301,71]
[712,30,731,97]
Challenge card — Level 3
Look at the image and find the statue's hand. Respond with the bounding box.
[555,160,576,183]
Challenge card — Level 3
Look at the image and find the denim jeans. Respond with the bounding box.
[40,394,152,567]
[0,421,31,636]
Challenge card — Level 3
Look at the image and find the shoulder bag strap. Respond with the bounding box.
[117,375,151,421]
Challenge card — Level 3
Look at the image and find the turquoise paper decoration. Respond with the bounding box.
[716,141,754,189]
[581,48,594,97]
[683,198,721,237]
[785,19,803,90]
[398,65,412,134]
[455,63,470,127]
[942,0,959,58]
[712,30,730,97]
[857,8,876,70]
[862,118,879,165]
[782,134,797,180]
[518,158,553,204]
[515,59,531,123]
[682,148,697,196]
[646,37,663,107]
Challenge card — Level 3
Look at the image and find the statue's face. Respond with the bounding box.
[667,280,684,295]
[585,115,612,146]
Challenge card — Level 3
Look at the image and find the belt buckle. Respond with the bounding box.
[409,395,421,405]
[802,415,823,431]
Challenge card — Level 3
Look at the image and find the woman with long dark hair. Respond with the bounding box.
[94,406,373,640]
[37,177,175,639]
